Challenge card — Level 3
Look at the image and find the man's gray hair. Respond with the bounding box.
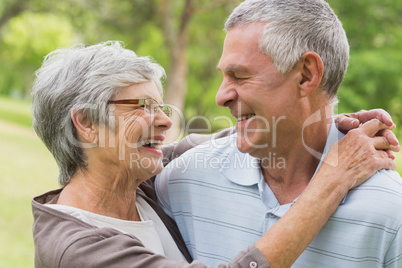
[225,0,349,98]
[31,41,165,186]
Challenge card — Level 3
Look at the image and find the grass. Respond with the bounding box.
[0,95,401,267]
[0,97,33,128]
[0,98,59,267]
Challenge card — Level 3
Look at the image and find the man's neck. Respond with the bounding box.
[261,118,332,204]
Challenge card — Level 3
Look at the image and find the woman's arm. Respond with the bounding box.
[44,120,398,268]
[255,119,399,267]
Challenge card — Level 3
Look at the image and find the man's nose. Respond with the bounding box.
[216,79,237,107]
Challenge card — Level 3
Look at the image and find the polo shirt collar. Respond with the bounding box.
[219,120,348,203]
[312,120,348,204]
[219,134,262,186]
[312,119,345,178]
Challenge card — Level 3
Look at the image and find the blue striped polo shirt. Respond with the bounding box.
[156,123,402,267]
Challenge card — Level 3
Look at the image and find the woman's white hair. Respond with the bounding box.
[31,41,165,185]
[225,0,349,98]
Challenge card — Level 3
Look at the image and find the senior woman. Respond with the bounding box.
[31,41,398,268]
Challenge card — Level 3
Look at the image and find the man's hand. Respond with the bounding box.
[335,109,399,159]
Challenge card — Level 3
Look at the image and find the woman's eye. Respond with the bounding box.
[141,105,150,112]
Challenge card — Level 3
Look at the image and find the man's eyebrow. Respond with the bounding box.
[216,64,246,73]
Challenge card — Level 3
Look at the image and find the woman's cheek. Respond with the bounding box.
[122,113,152,144]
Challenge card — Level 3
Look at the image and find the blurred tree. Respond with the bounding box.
[0,0,401,137]
[0,0,27,32]
[329,0,402,50]
[67,0,241,140]
[0,12,74,97]
[328,0,402,134]
[161,0,194,141]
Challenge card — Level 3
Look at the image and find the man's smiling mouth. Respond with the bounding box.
[236,114,256,122]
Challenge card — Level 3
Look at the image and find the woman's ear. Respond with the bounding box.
[298,51,324,98]
[70,110,99,144]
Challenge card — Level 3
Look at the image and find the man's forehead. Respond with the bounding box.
[217,24,267,72]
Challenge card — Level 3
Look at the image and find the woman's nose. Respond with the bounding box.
[153,108,173,131]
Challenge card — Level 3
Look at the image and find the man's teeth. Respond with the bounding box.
[140,139,162,148]
[237,114,256,122]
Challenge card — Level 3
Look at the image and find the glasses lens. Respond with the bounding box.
[161,105,172,117]
[144,99,171,117]
[144,99,158,114]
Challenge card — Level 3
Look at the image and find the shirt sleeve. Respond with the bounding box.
[157,132,220,219]
[155,169,174,219]
[384,224,402,268]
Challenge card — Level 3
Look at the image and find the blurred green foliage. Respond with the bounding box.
[328,0,402,136]
[0,0,401,134]
[0,12,74,98]
[0,96,32,127]
[0,95,59,267]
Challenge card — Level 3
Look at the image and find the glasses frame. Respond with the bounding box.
[107,98,172,117]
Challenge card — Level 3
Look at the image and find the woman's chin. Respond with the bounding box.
[152,164,164,176]
[142,146,163,156]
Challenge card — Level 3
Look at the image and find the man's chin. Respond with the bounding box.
[236,135,268,158]
[236,136,254,154]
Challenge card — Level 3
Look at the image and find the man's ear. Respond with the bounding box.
[297,51,324,98]
[70,110,99,144]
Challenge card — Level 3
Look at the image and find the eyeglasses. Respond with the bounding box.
[107,98,172,117]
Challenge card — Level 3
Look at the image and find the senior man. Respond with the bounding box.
[156,0,402,267]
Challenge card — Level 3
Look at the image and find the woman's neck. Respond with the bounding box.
[57,168,141,221]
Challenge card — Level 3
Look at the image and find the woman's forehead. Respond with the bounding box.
[115,81,162,102]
